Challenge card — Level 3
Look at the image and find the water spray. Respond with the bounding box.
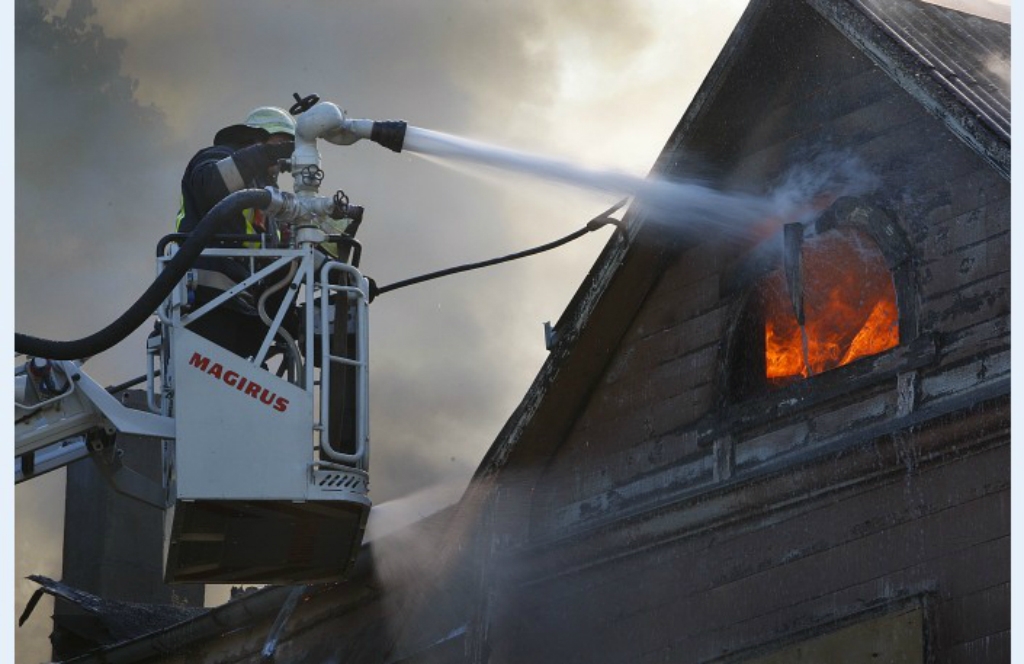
[286,95,879,284]
[287,96,764,233]
[288,94,879,243]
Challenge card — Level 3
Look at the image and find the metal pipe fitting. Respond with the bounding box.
[265,187,336,224]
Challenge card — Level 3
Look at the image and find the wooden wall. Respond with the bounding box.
[485,1,1010,662]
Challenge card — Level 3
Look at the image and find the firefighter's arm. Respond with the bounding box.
[215,142,294,193]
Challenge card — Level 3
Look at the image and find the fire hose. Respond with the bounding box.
[15,192,627,358]
[368,198,628,301]
[14,189,273,360]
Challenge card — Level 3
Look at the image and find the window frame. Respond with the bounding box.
[716,196,921,408]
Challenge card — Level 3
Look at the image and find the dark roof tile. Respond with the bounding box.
[851,0,1010,139]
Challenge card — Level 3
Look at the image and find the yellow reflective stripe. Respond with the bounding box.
[176,203,279,246]
[242,208,281,247]
[242,208,257,234]
[242,208,260,249]
[174,193,185,231]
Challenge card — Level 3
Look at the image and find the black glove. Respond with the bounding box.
[232,141,294,183]
[263,140,295,161]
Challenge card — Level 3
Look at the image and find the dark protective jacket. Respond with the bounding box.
[172,140,297,359]
[177,143,277,237]
[175,142,279,287]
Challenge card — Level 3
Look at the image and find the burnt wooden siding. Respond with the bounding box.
[492,437,1007,663]
[484,1,1009,662]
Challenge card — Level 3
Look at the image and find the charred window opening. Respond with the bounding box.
[764,225,898,383]
[727,198,914,400]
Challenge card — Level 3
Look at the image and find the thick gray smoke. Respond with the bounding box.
[14,0,751,661]
[15,3,183,660]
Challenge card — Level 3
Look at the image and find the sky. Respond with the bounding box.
[11,0,753,661]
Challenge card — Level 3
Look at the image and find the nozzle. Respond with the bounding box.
[290,103,406,194]
[293,103,405,150]
[370,121,406,153]
[331,203,364,223]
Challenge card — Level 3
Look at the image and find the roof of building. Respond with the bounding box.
[860,0,1009,133]
[856,0,1009,138]
[810,0,1009,175]
[20,575,207,652]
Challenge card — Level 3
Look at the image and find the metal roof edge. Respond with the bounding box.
[808,0,1010,178]
[61,553,379,663]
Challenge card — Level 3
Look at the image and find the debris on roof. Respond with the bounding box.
[19,575,207,657]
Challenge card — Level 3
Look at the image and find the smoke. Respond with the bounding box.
[985,54,1011,92]
[365,480,468,543]
[765,150,881,219]
[15,3,182,661]
[14,0,751,661]
[14,473,66,664]
[365,477,495,661]
[15,0,185,378]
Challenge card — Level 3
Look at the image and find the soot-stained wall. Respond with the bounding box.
[482,0,1010,662]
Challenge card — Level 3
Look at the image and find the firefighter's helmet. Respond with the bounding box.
[215,106,295,146]
[244,107,296,137]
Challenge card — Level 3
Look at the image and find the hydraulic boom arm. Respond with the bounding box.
[15,359,174,484]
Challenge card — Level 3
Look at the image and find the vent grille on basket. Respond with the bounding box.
[318,472,364,490]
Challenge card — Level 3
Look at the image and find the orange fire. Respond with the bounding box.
[764,228,898,381]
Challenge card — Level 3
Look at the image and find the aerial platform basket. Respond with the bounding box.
[157,244,371,584]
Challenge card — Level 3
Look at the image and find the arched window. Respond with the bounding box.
[726,198,914,400]
[762,225,899,383]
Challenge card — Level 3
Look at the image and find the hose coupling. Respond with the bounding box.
[265,188,334,224]
[266,188,302,220]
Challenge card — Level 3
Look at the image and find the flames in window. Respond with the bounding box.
[763,227,898,381]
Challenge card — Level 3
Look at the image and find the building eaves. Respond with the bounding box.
[57,556,377,664]
[58,583,304,664]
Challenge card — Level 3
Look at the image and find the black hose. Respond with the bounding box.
[371,227,591,301]
[369,198,629,301]
[15,189,272,360]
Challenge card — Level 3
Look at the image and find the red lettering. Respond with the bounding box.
[186,352,287,413]
[188,353,210,371]
[259,388,275,405]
